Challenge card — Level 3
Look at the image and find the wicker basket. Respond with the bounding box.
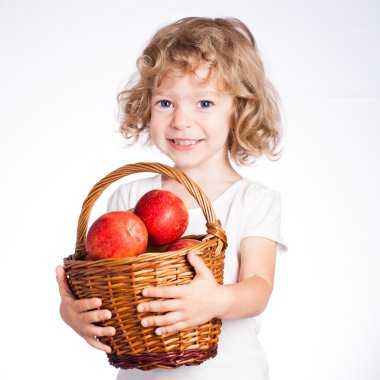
[64,162,227,370]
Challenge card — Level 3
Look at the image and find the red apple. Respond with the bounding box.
[134,189,189,246]
[86,211,148,260]
[165,238,199,252]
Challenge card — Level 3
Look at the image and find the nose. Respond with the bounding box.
[170,106,192,130]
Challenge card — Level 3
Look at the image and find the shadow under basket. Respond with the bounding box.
[64,162,227,371]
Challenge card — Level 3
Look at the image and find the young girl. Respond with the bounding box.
[56,17,287,380]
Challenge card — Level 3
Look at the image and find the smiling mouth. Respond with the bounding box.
[171,139,202,146]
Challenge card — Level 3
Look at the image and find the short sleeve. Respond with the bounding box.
[240,187,287,254]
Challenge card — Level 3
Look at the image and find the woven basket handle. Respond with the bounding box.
[74,162,227,260]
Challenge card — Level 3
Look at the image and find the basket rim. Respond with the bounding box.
[70,162,227,261]
[65,235,221,267]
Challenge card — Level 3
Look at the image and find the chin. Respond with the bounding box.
[176,157,214,172]
[171,158,198,169]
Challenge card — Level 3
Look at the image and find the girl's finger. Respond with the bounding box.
[141,311,182,329]
[56,266,75,299]
[187,251,212,278]
[84,336,113,354]
[137,299,180,314]
[83,324,116,339]
[142,285,182,299]
[155,321,189,336]
[80,309,113,324]
[73,297,102,313]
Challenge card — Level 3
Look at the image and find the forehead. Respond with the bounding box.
[155,63,226,92]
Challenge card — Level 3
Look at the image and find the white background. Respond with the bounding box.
[1,0,379,379]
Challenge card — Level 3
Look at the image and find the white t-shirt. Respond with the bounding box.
[107,175,287,380]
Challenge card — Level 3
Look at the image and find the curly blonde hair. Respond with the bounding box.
[117,17,282,165]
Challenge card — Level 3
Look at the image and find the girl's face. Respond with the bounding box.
[149,65,235,171]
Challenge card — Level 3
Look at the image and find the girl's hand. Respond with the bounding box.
[137,251,224,335]
[55,265,115,353]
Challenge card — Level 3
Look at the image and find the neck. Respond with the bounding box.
[173,157,241,186]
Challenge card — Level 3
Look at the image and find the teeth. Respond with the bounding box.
[173,139,199,146]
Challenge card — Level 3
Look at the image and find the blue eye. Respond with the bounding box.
[159,100,173,108]
[199,100,213,108]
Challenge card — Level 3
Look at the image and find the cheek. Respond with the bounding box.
[149,126,158,143]
[214,113,233,137]
[148,113,158,133]
[147,120,163,147]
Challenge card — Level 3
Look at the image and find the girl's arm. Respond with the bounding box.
[56,266,115,353]
[137,236,276,335]
[217,236,276,319]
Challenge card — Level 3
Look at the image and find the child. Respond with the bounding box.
[56,16,287,380]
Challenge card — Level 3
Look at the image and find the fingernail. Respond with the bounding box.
[103,311,112,319]
[137,304,144,312]
[155,328,162,335]
[141,320,149,327]
[93,298,101,307]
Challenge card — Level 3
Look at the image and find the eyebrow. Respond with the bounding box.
[152,90,222,98]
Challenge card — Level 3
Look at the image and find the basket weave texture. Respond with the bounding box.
[64,162,227,370]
